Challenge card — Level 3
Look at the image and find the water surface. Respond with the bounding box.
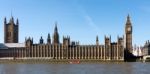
[0,62,149,74]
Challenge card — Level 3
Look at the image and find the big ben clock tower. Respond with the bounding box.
[125,15,132,53]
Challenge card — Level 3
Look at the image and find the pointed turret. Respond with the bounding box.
[16,18,19,25]
[40,36,44,44]
[47,33,51,44]
[96,35,99,45]
[31,38,33,43]
[54,22,58,33]
[4,17,7,24]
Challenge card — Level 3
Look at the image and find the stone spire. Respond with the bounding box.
[16,18,19,25]
[9,14,14,24]
[4,17,7,24]
[96,35,99,45]
[54,22,58,33]
[126,14,131,25]
[47,33,51,44]
[40,36,44,44]
[53,22,59,45]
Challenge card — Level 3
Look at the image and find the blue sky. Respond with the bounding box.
[0,0,150,45]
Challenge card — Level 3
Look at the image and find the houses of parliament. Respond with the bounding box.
[0,15,133,61]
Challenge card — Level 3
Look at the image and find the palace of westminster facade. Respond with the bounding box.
[0,15,133,61]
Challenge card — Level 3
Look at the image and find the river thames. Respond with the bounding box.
[0,62,149,74]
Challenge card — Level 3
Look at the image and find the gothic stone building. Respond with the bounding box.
[143,40,150,56]
[4,16,19,43]
[0,15,133,61]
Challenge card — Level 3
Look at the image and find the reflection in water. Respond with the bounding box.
[0,62,149,74]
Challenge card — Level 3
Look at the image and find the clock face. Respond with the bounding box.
[127,27,131,31]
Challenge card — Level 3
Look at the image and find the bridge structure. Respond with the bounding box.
[143,55,150,62]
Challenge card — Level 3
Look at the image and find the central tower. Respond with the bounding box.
[53,22,59,45]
